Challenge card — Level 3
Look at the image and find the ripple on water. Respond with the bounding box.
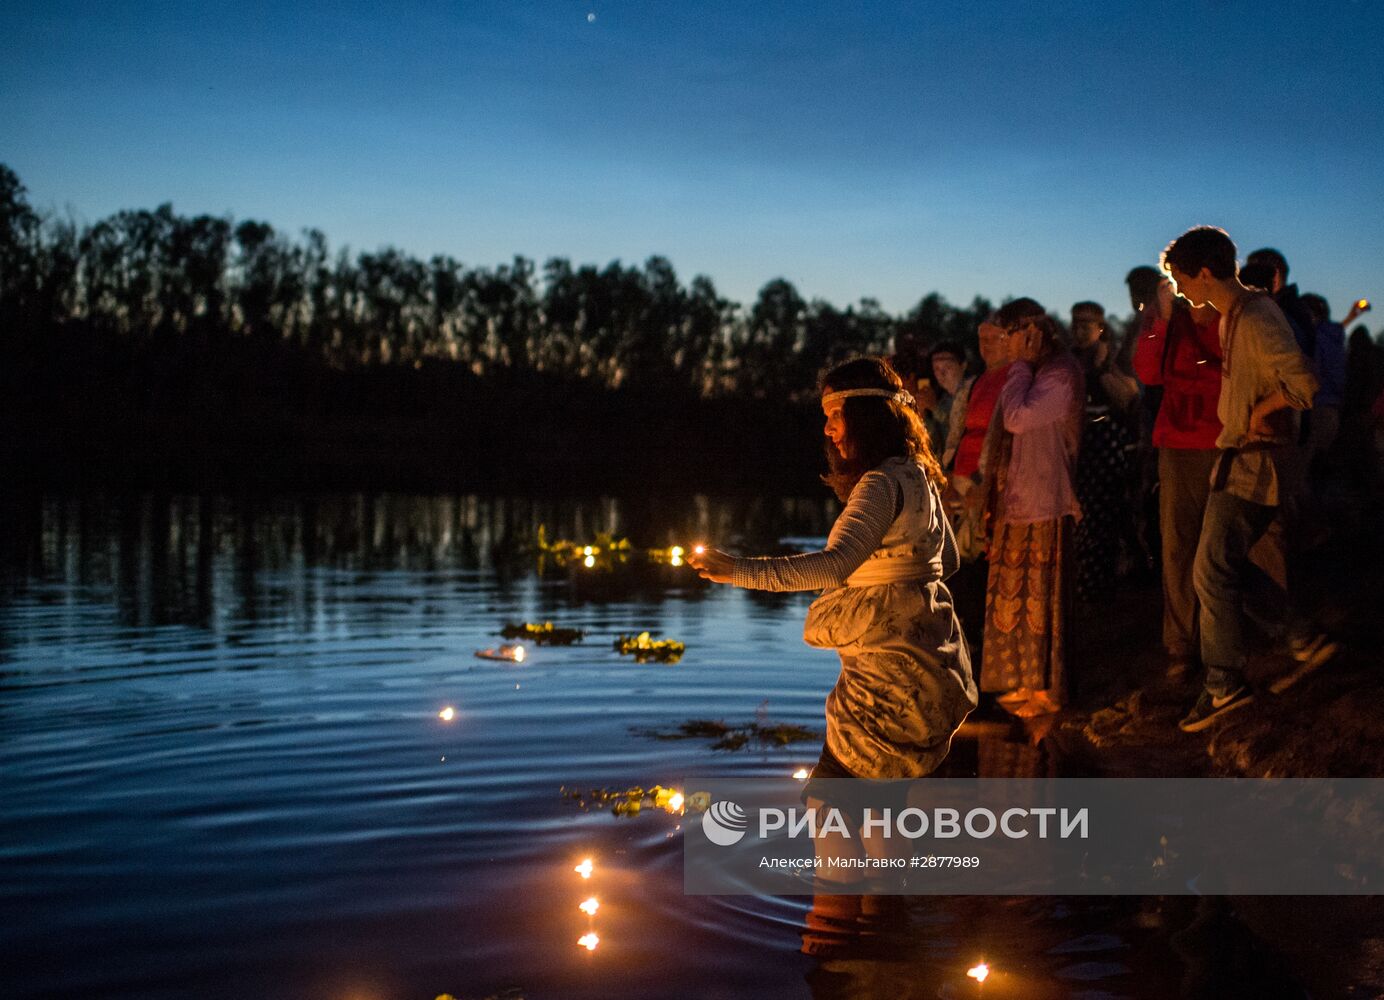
[1,494,1194,999]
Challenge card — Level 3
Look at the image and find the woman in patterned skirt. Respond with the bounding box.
[978,298,1084,717]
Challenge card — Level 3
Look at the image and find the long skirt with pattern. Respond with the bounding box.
[980,517,1073,698]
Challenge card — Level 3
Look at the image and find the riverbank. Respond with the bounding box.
[1009,482,1384,999]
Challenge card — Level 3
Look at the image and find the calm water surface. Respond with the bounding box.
[2,493,1203,998]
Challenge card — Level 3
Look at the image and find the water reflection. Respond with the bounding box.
[0,490,837,633]
[0,488,1335,998]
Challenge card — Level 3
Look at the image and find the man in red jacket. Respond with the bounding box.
[1132,279,1223,677]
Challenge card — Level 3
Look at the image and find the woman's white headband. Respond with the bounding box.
[821,388,915,407]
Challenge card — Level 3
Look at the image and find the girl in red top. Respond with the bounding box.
[1132,283,1223,673]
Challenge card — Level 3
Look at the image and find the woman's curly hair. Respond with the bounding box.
[820,356,946,502]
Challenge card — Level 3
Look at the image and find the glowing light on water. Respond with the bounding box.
[438,706,456,722]
[668,791,684,812]
[583,546,594,556]
[574,858,594,879]
[670,544,685,567]
[967,962,990,983]
[586,12,596,23]
[693,544,706,555]
[511,645,526,663]
[583,554,596,568]
[793,768,810,780]
[579,896,599,915]
[577,931,599,951]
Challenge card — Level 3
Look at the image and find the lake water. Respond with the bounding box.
[0,492,1300,998]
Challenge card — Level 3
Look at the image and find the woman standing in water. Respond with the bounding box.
[978,298,1084,717]
[688,356,977,782]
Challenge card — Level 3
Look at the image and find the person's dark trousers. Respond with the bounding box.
[1158,447,1218,663]
[1192,488,1277,698]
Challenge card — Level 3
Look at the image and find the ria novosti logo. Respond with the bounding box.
[700,800,749,846]
[696,796,1089,846]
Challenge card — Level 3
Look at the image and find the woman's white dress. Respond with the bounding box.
[731,456,978,778]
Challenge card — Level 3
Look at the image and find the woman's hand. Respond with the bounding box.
[686,546,734,584]
[1007,324,1042,365]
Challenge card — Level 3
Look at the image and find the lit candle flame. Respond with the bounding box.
[793,768,810,780]
[668,791,684,812]
[693,544,706,555]
[574,858,593,879]
[579,896,599,915]
[438,706,455,722]
[577,931,599,951]
[583,545,594,556]
[967,962,990,984]
[671,545,684,558]
[583,554,596,568]
[511,644,526,663]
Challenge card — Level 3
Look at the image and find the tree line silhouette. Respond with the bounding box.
[0,163,997,491]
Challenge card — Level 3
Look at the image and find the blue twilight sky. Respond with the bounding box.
[2,1,1382,324]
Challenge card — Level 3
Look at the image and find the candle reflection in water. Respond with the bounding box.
[967,961,990,984]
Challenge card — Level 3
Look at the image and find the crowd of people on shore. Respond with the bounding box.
[688,223,1376,796]
[903,226,1373,731]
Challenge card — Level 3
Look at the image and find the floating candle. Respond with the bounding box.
[793,768,810,780]
[579,896,599,915]
[439,707,456,722]
[967,962,989,983]
[574,858,594,879]
[577,932,599,951]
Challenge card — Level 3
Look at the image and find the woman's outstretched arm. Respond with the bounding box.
[717,471,899,592]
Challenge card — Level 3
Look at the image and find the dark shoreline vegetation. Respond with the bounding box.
[0,163,1013,493]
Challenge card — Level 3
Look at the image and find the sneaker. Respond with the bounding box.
[1288,631,1339,668]
[1178,687,1254,733]
[1270,633,1341,694]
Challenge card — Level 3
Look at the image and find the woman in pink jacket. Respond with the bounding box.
[980,298,1084,717]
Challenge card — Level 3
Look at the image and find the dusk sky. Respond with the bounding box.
[3,1,1382,324]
